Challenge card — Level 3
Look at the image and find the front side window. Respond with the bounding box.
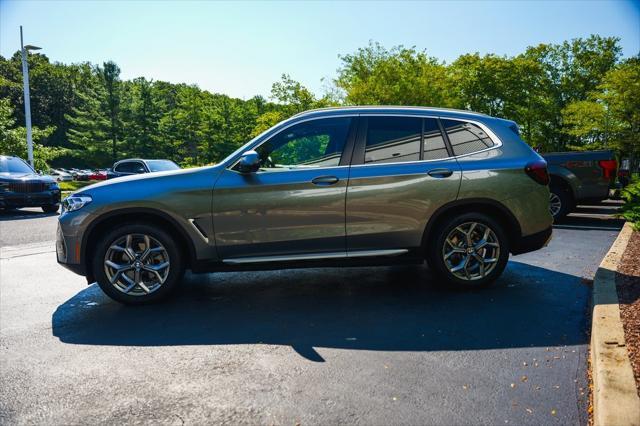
[365,117,421,164]
[255,117,351,170]
[441,119,495,156]
[115,162,144,173]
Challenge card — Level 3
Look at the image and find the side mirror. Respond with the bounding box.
[237,150,260,174]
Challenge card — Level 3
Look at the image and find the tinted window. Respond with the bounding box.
[146,160,180,172]
[115,161,145,173]
[256,117,351,170]
[441,119,495,156]
[365,117,421,164]
[423,118,449,160]
[0,157,34,174]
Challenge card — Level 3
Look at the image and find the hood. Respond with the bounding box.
[75,164,223,194]
[0,172,56,183]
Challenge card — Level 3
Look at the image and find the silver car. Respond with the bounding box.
[57,107,553,304]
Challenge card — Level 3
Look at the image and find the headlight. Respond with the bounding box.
[47,182,59,190]
[62,194,92,212]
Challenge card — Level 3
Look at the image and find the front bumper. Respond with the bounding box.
[56,221,87,276]
[512,226,553,255]
[0,190,61,208]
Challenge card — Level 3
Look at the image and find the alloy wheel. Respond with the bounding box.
[104,234,170,296]
[549,192,562,218]
[442,222,500,281]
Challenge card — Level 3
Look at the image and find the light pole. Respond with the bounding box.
[20,26,41,169]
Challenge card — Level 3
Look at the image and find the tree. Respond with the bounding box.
[0,97,62,170]
[562,57,640,159]
[335,42,452,107]
[101,61,122,161]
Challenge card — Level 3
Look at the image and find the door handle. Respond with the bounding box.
[311,175,339,186]
[427,168,453,178]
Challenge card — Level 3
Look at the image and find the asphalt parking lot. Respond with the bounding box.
[0,202,624,425]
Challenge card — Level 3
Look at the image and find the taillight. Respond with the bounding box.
[525,160,550,185]
[598,159,617,179]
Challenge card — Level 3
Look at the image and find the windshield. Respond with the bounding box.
[146,160,180,172]
[0,157,34,174]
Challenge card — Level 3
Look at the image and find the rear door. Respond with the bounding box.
[346,115,462,252]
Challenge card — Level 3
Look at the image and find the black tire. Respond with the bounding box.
[549,185,572,221]
[92,223,185,305]
[427,212,509,289]
[42,204,60,214]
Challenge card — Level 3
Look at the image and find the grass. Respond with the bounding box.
[58,180,94,192]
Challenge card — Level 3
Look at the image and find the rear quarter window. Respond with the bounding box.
[441,119,496,156]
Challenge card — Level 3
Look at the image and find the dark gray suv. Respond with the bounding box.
[57,107,553,304]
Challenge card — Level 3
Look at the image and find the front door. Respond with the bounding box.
[213,116,357,259]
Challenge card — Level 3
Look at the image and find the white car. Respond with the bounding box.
[49,169,73,182]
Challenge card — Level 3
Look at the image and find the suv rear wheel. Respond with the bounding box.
[92,223,185,305]
[428,212,509,288]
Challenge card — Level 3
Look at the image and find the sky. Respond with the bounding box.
[1,0,639,99]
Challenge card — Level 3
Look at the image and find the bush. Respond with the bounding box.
[619,178,640,230]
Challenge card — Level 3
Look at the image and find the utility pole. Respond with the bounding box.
[20,26,41,169]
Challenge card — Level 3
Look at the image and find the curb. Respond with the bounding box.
[591,222,640,426]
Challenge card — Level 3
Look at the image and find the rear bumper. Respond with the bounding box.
[512,226,552,255]
[0,190,61,208]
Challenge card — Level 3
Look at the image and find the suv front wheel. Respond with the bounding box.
[428,212,509,288]
[92,223,185,304]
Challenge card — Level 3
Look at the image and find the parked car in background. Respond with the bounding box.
[49,169,73,182]
[541,150,617,220]
[58,107,553,304]
[89,169,108,180]
[0,155,60,213]
[106,159,180,179]
[70,168,90,181]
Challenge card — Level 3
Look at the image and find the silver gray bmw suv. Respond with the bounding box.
[57,107,552,304]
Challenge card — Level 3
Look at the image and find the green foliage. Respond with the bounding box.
[0,97,64,170]
[0,35,638,171]
[336,42,451,106]
[58,180,93,192]
[619,179,640,230]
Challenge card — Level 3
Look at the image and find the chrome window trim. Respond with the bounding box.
[436,116,503,159]
[225,113,503,171]
[352,114,503,167]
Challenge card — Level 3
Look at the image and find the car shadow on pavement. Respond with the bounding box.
[52,260,590,362]
[0,208,58,221]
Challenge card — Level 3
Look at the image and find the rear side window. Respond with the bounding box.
[441,119,495,156]
[423,118,449,160]
[365,117,421,164]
